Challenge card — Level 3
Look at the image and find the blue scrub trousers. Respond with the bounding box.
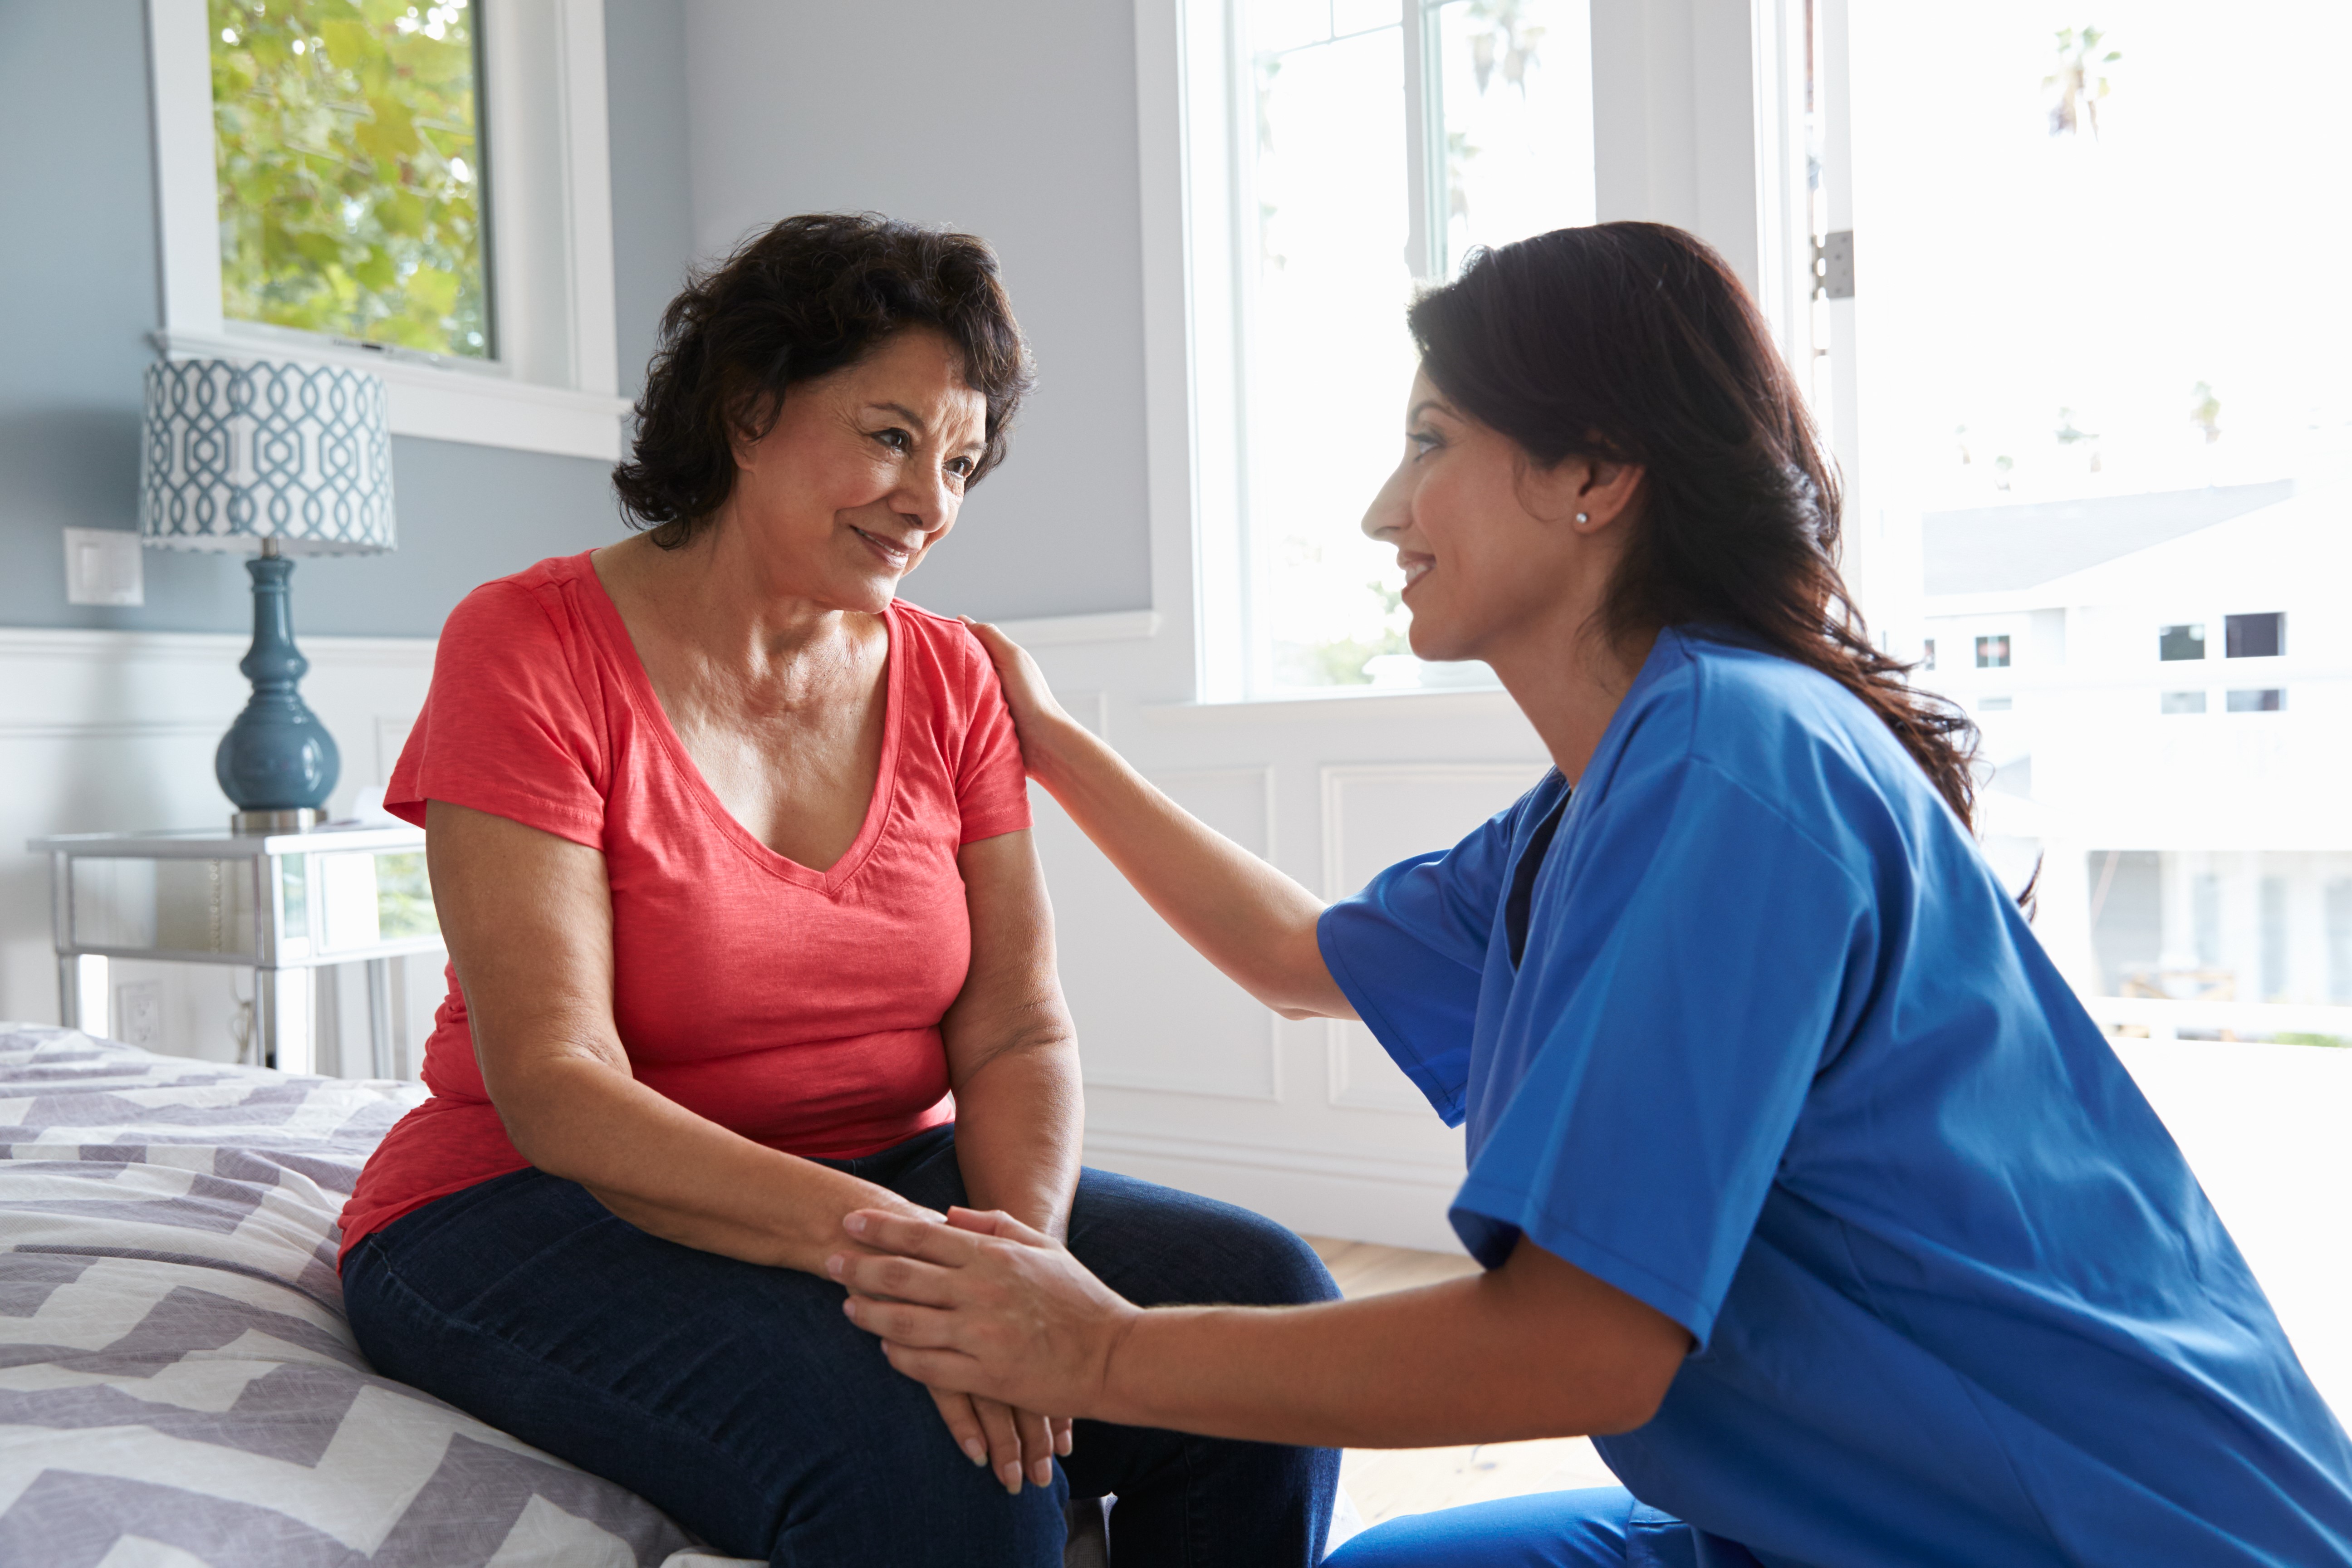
[341,1124,1341,1566]
[1327,1488,1765,1568]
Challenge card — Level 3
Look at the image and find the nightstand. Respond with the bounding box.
[30,823,441,1076]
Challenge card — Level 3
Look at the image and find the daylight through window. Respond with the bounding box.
[1235,0,1595,693]
[210,0,491,359]
[1862,0,2352,1046]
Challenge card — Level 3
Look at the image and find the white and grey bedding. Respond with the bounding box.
[0,1023,757,1568]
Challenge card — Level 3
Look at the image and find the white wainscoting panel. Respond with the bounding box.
[0,628,440,1055]
[1035,768,1282,1102]
[1321,762,1552,1113]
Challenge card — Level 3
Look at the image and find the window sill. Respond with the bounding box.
[152,329,631,463]
[1144,682,1523,726]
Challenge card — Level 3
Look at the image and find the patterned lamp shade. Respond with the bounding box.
[139,359,396,554]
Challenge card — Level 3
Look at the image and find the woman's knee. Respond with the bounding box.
[1068,1172,1340,1309]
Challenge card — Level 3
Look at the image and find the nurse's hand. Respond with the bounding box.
[958,617,1086,786]
[831,1205,1141,1423]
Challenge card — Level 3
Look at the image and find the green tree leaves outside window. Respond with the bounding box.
[211,0,490,359]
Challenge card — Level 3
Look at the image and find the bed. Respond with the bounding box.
[0,1022,760,1567]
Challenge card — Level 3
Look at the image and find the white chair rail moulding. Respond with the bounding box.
[143,0,627,462]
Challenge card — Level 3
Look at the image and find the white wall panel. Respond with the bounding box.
[0,629,438,1047]
[1034,769,1282,1102]
[1322,763,1552,1113]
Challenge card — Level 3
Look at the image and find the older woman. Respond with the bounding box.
[338,214,1338,1568]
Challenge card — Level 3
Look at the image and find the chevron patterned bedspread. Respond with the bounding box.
[0,1024,759,1568]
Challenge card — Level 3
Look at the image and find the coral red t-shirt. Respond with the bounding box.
[338,551,1032,1266]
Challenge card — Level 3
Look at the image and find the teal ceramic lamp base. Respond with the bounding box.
[216,541,339,833]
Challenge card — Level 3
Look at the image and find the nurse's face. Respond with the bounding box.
[1360,368,1638,668]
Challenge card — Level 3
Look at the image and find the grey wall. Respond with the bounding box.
[606,0,696,404]
[684,0,1154,622]
[0,0,696,638]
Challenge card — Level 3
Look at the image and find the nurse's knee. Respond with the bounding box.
[1326,1488,1650,1568]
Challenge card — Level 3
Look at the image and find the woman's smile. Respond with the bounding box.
[852,524,921,571]
[1398,553,1434,593]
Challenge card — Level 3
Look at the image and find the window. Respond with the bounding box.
[2157,623,2204,661]
[2261,876,2289,1001]
[1221,0,1596,695]
[2225,612,2285,659]
[147,0,625,459]
[1845,0,2352,1044]
[211,0,490,360]
[2328,881,2352,1004]
[1974,634,2010,669]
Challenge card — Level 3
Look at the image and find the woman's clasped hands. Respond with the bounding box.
[829,1207,1142,1450]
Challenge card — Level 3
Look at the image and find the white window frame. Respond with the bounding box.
[1144,0,1798,704]
[145,0,628,461]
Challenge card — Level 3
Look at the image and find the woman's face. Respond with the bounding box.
[1360,367,1622,666]
[726,328,988,613]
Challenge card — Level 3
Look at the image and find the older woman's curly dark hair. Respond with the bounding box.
[613,213,1035,548]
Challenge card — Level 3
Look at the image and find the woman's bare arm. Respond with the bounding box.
[964,620,1353,1022]
[428,799,1070,1491]
[938,831,1082,1240]
[834,1212,1691,1448]
[930,829,1087,1485]
[423,799,937,1274]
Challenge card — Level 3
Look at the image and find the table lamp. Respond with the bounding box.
[139,359,397,834]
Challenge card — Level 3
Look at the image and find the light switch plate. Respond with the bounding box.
[64,528,145,606]
[117,980,163,1048]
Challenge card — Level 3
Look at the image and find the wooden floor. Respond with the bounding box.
[1303,1236,1618,1529]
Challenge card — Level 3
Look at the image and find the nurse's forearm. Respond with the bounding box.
[1095,1239,1688,1448]
[949,1039,1081,1240]
[1023,714,1354,1021]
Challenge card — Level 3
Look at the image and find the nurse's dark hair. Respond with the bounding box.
[613,212,1034,548]
[1406,222,1983,833]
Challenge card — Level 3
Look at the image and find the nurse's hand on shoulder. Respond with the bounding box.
[831,1205,1134,1422]
[960,617,1083,783]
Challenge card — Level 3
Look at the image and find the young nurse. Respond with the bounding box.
[829,223,2352,1565]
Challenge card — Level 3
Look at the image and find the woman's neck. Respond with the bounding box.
[598,525,874,685]
[1480,613,1658,786]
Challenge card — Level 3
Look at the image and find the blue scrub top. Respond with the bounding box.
[1319,627,2352,1568]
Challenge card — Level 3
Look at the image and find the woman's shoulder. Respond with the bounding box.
[888,599,1000,701]
[439,552,602,651]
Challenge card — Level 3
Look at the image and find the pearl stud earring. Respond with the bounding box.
[1575,511,1590,523]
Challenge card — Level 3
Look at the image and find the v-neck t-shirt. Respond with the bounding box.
[1317,627,2352,1566]
[338,551,1032,1265]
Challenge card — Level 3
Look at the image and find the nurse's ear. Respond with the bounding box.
[1523,451,1644,535]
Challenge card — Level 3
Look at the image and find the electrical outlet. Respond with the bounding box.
[117,981,163,1048]
[64,528,145,607]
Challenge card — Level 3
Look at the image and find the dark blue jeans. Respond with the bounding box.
[343,1125,1341,1566]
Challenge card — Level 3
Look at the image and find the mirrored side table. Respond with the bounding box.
[29,824,441,1076]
